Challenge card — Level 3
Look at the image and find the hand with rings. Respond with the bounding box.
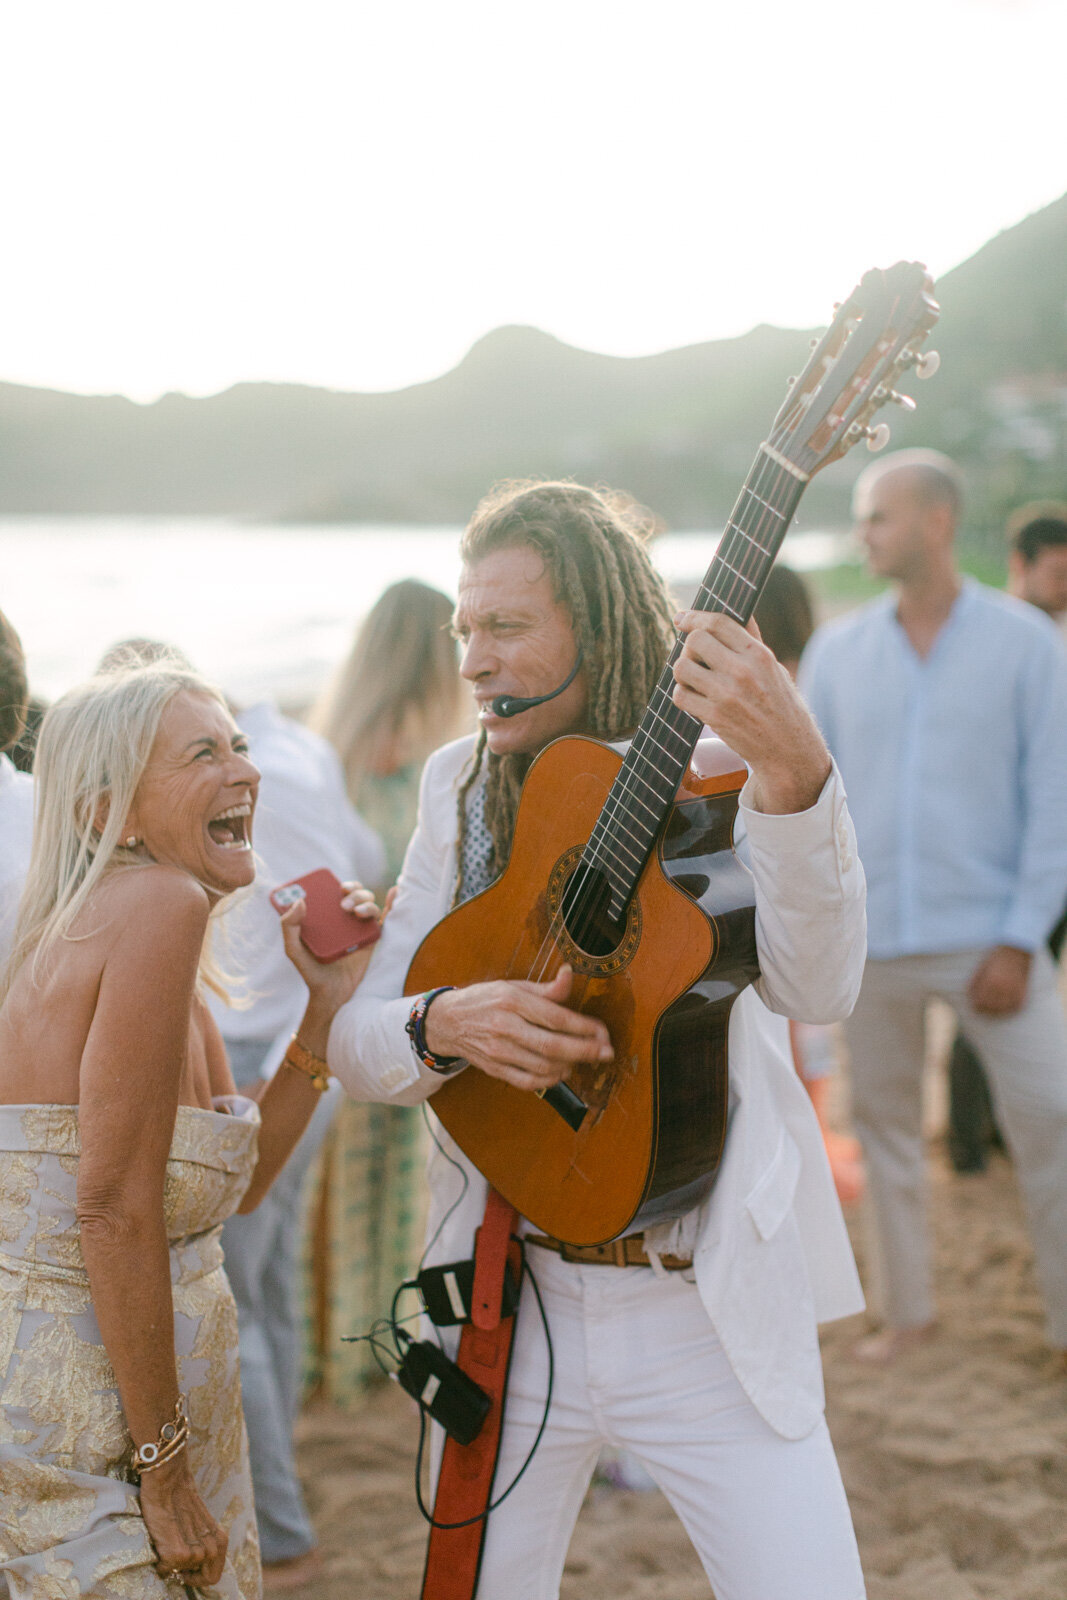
[141,1457,228,1587]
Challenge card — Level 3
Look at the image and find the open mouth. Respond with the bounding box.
[206,802,252,851]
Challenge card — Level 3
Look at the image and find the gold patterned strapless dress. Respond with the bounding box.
[0,1098,262,1599]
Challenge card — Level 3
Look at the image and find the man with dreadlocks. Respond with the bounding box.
[314,481,868,1600]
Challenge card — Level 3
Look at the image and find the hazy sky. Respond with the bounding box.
[2,0,1064,401]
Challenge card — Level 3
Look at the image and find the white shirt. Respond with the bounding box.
[0,754,35,973]
[207,702,385,1068]
[328,734,868,1438]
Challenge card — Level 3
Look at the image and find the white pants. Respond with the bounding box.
[843,948,1067,1342]
[450,1248,865,1600]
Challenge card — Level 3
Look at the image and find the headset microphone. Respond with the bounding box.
[490,650,585,719]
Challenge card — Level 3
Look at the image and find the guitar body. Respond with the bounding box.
[405,734,759,1245]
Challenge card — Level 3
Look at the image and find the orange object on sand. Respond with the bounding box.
[789,1022,865,1205]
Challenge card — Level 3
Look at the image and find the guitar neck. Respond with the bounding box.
[584,446,808,919]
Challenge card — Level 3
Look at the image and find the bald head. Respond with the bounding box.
[852,449,963,587]
[854,449,964,523]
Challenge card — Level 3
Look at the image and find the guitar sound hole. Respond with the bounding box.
[560,865,626,958]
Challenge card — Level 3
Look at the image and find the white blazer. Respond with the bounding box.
[329,734,867,1439]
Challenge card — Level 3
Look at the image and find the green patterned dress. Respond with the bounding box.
[305,764,428,1403]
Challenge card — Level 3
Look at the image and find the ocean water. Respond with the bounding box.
[1,518,850,707]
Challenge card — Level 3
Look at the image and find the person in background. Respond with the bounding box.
[307,580,467,1400]
[0,657,380,1595]
[1008,500,1067,624]
[0,609,35,971]
[801,451,1067,1366]
[312,579,466,882]
[754,567,865,1205]
[947,503,1067,1171]
[8,696,46,775]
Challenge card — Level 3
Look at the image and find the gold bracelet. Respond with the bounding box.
[133,1395,190,1475]
[282,1034,331,1093]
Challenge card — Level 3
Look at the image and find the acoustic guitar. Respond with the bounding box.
[406,262,940,1245]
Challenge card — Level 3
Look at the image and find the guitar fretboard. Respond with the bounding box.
[583,449,806,920]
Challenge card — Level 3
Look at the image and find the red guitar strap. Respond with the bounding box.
[420,1186,521,1600]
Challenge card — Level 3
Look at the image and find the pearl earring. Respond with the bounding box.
[125,835,138,847]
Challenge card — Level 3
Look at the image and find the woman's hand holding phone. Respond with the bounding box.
[272,871,383,1034]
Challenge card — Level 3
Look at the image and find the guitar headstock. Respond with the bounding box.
[767,263,940,479]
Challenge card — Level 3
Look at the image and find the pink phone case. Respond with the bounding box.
[270,868,381,963]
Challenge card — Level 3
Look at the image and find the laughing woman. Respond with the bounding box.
[0,659,377,1598]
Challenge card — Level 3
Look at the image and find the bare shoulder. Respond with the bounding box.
[92,865,211,956]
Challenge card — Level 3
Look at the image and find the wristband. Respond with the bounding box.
[406,987,464,1075]
[282,1035,331,1093]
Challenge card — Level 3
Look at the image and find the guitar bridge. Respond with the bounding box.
[540,1082,587,1131]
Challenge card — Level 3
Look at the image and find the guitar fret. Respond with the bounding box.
[582,838,633,887]
[589,853,631,897]
[596,827,645,873]
[592,814,657,865]
[649,685,700,733]
[593,787,662,849]
[714,555,757,591]
[614,762,675,807]
[645,706,691,746]
[595,784,650,836]
[601,780,659,826]
[618,773,679,822]
[738,486,788,521]
[632,724,687,765]
[724,523,771,558]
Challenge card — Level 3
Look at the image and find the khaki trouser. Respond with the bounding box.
[843,948,1067,1346]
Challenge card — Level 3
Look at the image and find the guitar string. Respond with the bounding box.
[567,450,796,897]
[517,446,798,995]
[516,445,800,1002]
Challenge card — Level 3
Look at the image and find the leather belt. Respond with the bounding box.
[525,1232,692,1271]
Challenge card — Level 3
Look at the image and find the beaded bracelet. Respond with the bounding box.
[133,1395,190,1476]
[405,986,464,1075]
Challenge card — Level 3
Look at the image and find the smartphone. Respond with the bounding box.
[270,868,382,963]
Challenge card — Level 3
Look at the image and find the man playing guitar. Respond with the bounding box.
[306,479,870,1600]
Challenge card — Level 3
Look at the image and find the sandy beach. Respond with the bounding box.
[288,1135,1067,1599]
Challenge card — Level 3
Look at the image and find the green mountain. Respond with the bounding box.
[3,194,1065,532]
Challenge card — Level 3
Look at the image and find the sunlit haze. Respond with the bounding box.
[2,0,1064,401]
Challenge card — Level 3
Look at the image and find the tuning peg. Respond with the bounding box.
[865,423,891,452]
[915,349,940,379]
[888,390,917,412]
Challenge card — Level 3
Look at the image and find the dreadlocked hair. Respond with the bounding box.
[452,480,676,904]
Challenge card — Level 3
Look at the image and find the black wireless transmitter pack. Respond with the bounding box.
[394,1331,491,1447]
[414,1257,521,1328]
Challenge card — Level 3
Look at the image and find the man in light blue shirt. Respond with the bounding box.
[800,450,1067,1367]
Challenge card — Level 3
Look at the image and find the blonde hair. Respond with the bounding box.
[2,656,233,1003]
[310,579,465,801]
[453,480,676,899]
